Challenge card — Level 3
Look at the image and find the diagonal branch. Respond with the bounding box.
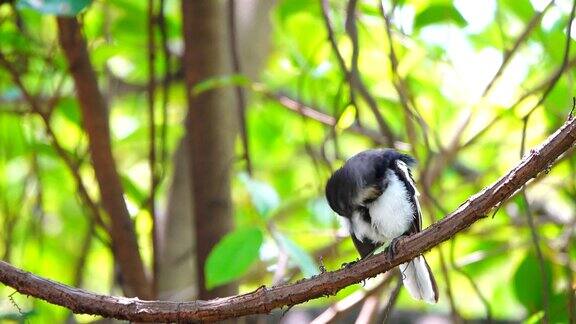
[0,114,575,322]
[56,17,152,299]
[264,92,390,145]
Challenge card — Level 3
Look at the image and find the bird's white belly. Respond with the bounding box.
[351,173,415,244]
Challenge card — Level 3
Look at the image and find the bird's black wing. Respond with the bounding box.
[351,233,379,258]
[393,160,422,234]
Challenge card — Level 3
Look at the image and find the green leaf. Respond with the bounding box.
[57,97,82,127]
[276,0,319,25]
[524,310,545,324]
[192,74,250,96]
[17,0,92,16]
[120,175,146,206]
[500,0,534,21]
[548,292,573,323]
[275,232,319,277]
[414,4,467,30]
[239,173,280,217]
[513,251,553,314]
[205,227,263,289]
[335,104,356,131]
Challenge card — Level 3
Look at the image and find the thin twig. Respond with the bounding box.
[450,237,493,323]
[319,0,395,147]
[462,55,576,150]
[158,0,170,175]
[570,96,575,120]
[422,185,491,322]
[424,3,557,186]
[482,0,554,98]
[379,2,421,159]
[524,0,576,118]
[0,52,108,233]
[345,0,396,146]
[379,277,402,324]
[228,0,252,175]
[65,218,96,322]
[263,92,390,145]
[310,272,394,324]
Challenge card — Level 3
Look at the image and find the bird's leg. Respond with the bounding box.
[341,258,360,268]
[386,234,407,259]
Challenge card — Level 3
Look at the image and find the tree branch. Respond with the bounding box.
[56,17,152,299]
[264,92,391,145]
[0,115,574,321]
[319,0,396,147]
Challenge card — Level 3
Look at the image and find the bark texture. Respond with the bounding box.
[158,0,275,300]
[1,115,574,322]
[157,139,197,300]
[181,0,237,299]
[56,17,152,299]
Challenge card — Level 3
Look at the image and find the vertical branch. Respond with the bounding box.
[56,17,152,299]
[319,0,396,147]
[344,0,396,146]
[65,218,95,322]
[379,278,402,323]
[147,0,159,298]
[182,0,237,299]
[379,2,432,160]
[158,0,170,174]
[228,0,252,175]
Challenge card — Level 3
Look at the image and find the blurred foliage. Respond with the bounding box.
[0,0,575,322]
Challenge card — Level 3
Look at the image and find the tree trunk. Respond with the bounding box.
[158,0,274,300]
[181,0,237,299]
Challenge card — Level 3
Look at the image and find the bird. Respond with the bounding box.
[325,148,438,303]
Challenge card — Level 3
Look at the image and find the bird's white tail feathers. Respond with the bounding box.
[399,255,438,304]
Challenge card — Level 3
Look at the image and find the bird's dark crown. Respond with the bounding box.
[325,149,416,217]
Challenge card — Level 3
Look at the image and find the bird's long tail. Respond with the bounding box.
[399,255,438,304]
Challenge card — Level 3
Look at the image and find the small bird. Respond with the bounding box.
[325,148,438,303]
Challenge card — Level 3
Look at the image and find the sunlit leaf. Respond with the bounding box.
[56,97,82,127]
[275,232,319,277]
[239,173,280,218]
[205,227,263,289]
[17,0,92,16]
[276,0,319,25]
[121,175,146,206]
[414,4,467,30]
[335,104,356,131]
[524,310,544,324]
